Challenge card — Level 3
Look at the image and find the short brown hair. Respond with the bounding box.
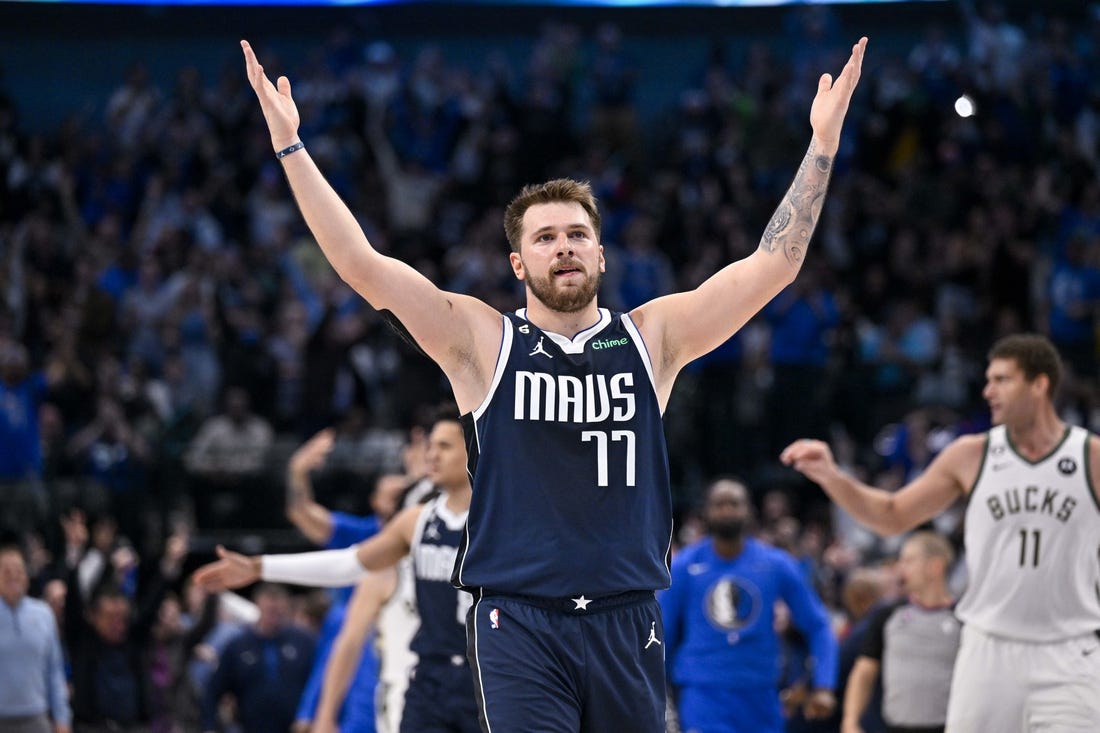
[988,333,1062,397]
[904,530,955,568]
[503,179,601,253]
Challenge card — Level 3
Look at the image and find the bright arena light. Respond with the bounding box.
[955,94,976,118]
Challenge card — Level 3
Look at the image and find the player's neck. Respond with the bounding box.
[711,535,745,560]
[523,298,601,339]
[443,484,472,513]
[1005,406,1066,460]
[908,586,953,610]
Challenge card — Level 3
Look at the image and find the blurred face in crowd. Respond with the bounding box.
[512,202,605,314]
[842,569,883,620]
[154,595,184,640]
[91,517,118,553]
[982,357,1046,427]
[254,586,290,636]
[225,387,251,423]
[43,579,67,625]
[0,548,29,607]
[704,480,752,541]
[426,420,468,493]
[0,343,29,385]
[91,594,131,644]
[370,473,408,522]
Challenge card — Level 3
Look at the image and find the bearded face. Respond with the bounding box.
[512,201,605,314]
[522,256,602,313]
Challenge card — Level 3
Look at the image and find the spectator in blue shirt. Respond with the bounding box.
[0,541,72,733]
[661,478,839,733]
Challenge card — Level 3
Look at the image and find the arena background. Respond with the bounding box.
[0,2,1096,726]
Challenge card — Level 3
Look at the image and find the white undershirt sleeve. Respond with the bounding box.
[260,546,367,587]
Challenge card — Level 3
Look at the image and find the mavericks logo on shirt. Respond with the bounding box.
[706,576,763,638]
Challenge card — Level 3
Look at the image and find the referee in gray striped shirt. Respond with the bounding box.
[842,531,961,733]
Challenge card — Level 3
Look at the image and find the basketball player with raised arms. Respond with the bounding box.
[782,333,1100,731]
[212,35,867,733]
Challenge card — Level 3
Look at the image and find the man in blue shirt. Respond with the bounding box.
[201,583,316,733]
[0,542,71,733]
[661,479,838,733]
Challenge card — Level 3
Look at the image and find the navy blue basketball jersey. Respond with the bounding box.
[454,308,673,598]
[410,494,471,661]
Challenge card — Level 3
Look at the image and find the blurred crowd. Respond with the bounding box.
[0,1,1099,729]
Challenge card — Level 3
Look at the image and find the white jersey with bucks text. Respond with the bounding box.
[956,424,1100,641]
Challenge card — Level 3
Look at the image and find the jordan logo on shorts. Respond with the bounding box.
[645,621,662,649]
[529,336,553,359]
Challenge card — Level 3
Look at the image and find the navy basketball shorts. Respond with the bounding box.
[466,590,666,733]
[400,657,482,733]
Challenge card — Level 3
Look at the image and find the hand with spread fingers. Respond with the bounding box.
[192,544,260,593]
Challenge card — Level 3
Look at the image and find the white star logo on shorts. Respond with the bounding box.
[572,595,592,611]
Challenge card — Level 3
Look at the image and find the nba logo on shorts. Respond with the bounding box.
[490,608,500,629]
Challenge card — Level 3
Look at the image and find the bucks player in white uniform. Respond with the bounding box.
[783,333,1100,732]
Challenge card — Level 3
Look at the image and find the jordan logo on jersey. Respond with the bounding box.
[644,621,662,649]
[529,336,553,359]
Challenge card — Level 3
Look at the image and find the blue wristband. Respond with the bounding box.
[276,141,305,159]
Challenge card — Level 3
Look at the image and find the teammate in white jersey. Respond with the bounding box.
[782,333,1100,732]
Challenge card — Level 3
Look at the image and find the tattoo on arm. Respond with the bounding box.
[759,140,834,266]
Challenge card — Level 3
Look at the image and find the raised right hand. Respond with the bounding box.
[289,428,335,478]
[240,39,301,151]
[192,544,260,592]
[780,438,840,487]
